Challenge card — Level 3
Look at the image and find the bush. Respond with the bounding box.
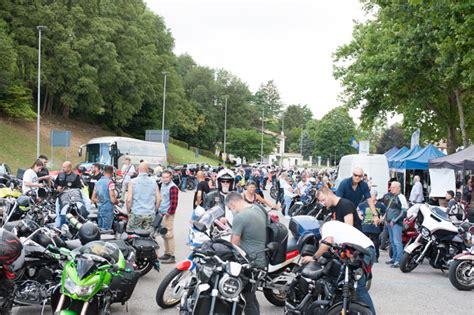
[200,149,217,160]
[170,138,189,149]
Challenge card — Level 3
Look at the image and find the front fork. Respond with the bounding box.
[341,266,350,315]
[416,239,432,264]
[54,294,90,315]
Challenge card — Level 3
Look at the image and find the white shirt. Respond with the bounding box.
[409,182,424,203]
[322,220,374,249]
[22,168,39,194]
[121,164,136,182]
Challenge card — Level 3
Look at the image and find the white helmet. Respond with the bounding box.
[217,168,235,193]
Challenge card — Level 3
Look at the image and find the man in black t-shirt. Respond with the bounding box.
[180,164,188,192]
[36,155,51,186]
[317,187,362,230]
[55,161,82,191]
[193,171,210,209]
[88,163,103,199]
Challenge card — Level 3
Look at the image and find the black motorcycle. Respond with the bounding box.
[285,242,374,315]
[178,222,275,315]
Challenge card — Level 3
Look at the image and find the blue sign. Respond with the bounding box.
[50,130,71,147]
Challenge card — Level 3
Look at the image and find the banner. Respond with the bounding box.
[359,140,370,154]
[350,136,359,150]
[410,129,420,149]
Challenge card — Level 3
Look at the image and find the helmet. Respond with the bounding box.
[0,228,23,264]
[216,168,235,193]
[309,177,317,184]
[16,195,31,207]
[78,222,100,245]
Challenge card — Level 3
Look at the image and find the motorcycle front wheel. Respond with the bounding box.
[399,251,422,273]
[448,259,474,291]
[327,303,373,315]
[156,268,192,308]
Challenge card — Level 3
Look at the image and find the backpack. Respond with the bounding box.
[256,205,288,265]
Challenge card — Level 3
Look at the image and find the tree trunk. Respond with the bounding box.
[446,93,458,154]
[454,89,468,148]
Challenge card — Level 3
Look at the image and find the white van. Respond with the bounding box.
[335,154,390,197]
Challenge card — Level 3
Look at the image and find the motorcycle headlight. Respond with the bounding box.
[64,276,96,297]
[354,268,364,281]
[218,274,243,299]
[421,227,430,238]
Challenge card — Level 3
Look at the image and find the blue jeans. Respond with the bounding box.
[387,223,403,263]
[98,206,114,229]
[356,246,376,315]
[284,195,292,216]
[181,176,187,191]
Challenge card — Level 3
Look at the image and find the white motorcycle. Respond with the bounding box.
[400,204,470,273]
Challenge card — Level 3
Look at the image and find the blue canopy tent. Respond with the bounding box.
[401,144,445,170]
[384,146,399,158]
[390,145,422,169]
[387,146,409,167]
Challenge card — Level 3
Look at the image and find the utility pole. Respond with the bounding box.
[260,108,264,164]
[36,25,47,158]
[300,131,303,156]
[161,71,168,143]
[223,96,228,163]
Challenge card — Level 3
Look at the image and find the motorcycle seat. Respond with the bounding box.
[301,262,324,280]
[65,239,82,250]
[129,228,153,237]
[100,229,115,235]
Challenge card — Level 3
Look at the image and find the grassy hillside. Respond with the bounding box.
[0,116,219,172]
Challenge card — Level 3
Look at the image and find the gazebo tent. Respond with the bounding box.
[390,145,422,169]
[399,144,445,170]
[429,145,474,170]
[387,146,409,167]
[384,146,399,158]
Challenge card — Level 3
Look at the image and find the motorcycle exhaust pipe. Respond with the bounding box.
[80,301,90,315]
[55,294,66,312]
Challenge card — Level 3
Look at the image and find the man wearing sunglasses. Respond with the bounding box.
[336,167,380,226]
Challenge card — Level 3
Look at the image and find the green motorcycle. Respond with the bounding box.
[51,241,139,315]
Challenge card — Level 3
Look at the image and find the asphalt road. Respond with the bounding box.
[14,189,474,315]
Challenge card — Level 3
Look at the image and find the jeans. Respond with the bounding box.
[181,176,187,191]
[364,232,381,259]
[356,246,376,315]
[242,283,260,315]
[387,223,403,263]
[284,195,292,216]
[98,206,114,229]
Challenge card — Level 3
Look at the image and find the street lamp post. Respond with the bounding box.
[260,108,264,164]
[223,96,228,163]
[161,71,168,143]
[36,25,47,158]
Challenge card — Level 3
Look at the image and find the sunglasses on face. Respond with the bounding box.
[353,173,363,178]
[221,180,231,184]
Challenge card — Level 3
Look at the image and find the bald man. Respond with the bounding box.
[55,161,82,192]
[126,162,161,232]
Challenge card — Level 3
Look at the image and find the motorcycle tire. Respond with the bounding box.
[399,251,421,273]
[156,268,190,308]
[186,181,196,191]
[270,187,278,200]
[136,259,154,276]
[288,204,303,217]
[327,302,373,315]
[263,288,286,307]
[448,259,474,291]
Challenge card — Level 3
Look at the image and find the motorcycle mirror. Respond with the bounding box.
[193,221,207,233]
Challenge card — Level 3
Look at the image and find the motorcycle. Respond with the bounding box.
[400,204,470,273]
[51,240,140,315]
[156,206,321,309]
[285,242,374,315]
[178,221,276,315]
[448,221,474,291]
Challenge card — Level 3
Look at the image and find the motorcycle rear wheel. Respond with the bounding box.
[263,288,286,306]
[327,303,373,315]
[399,251,422,273]
[448,260,474,291]
[270,187,278,200]
[136,259,154,276]
[288,204,303,217]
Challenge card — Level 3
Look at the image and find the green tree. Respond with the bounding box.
[312,107,356,161]
[333,1,474,153]
[226,128,275,162]
[376,125,409,154]
[282,104,313,132]
[253,80,283,132]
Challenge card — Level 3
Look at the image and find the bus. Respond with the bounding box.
[78,137,167,170]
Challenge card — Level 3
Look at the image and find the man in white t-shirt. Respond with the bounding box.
[121,157,136,201]
[296,173,309,196]
[22,159,45,194]
[301,220,376,314]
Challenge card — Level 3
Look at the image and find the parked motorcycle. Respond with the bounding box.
[51,240,140,315]
[285,242,374,315]
[0,228,23,315]
[400,204,470,273]
[448,221,474,291]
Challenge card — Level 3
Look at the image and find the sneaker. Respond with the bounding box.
[159,254,171,260]
[391,262,400,268]
[161,256,176,264]
[385,260,394,265]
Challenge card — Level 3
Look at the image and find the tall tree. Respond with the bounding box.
[282,104,313,131]
[254,80,283,132]
[226,128,275,161]
[375,125,409,154]
[333,1,474,153]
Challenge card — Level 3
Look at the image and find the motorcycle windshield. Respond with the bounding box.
[198,206,225,228]
[76,257,97,280]
[72,241,120,265]
[430,207,450,221]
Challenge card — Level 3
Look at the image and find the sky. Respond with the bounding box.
[144,0,368,120]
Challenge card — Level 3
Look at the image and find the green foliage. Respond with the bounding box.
[170,138,189,149]
[226,128,275,161]
[376,125,409,154]
[282,104,313,131]
[253,80,283,132]
[312,107,356,160]
[334,1,474,153]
